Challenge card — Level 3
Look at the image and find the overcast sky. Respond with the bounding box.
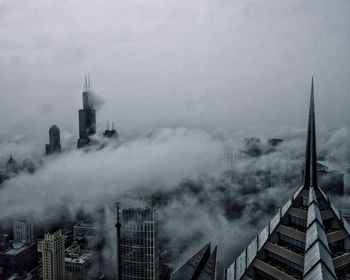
[0,0,349,142]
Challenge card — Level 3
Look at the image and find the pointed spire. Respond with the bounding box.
[303,77,318,189]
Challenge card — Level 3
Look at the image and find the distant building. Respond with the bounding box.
[13,221,34,244]
[5,155,17,175]
[301,160,344,196]
[267,138,283,147]
[46,125,61,155]
[73,223,99,250]
[116,206,160,280]
[103,121,118,138]
[77,75,96,148]
[65,242,97,280]
[171,243,217,280]
[243,138,261,157]
[0,233,10,251]
[38,230,65,280]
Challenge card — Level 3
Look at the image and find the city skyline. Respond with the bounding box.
[0,1,349,279]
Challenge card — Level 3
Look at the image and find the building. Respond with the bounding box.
[77,75,96,148]
[224,79,350,280]
[65,242,97,280]
[5,155,17,175]
[171,243,217,280]
[38,230,65,280]
[13,221,34,243]
[103,121,118,138]
[0,242,39,275]
[73,222,99,250]
[116,206,160,280]
[243,138,261,157]
[46,125,62,155]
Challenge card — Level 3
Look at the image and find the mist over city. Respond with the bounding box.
[0,1,349,280]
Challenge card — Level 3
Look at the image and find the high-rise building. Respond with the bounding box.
[77,75,96,148]
[38,230,65,280]
[103,121,118,138]
[13,221,33,243]
[46,125,61,155]
[116,206,160,280]
[224,79,350,280]
[171,243,217,280]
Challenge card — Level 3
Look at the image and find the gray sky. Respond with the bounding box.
[0,0,349,140]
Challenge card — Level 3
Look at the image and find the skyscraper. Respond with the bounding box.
[224,79,350,280]
[171,243,217,280]
[116,207,160,280]
[13,221,33,243]
[77,75,96,148]
[46,125,61,155]
[38,230,65,280]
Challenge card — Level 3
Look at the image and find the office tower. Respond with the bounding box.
[77,75,96,148]
[46,125,61,155]
[116,206,160,280]
[103,121,118,138]
[171,243,217,280]
[13,221,33,243]
[224,79,350,280]
[38,230,65,280]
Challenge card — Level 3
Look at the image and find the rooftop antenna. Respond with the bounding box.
[112,121,115,130]
[84,75,87,90]
[107,121,110,130]
[88,73,91,89]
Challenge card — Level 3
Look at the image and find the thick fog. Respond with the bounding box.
[0,0,349,138]
[0,0,349,277]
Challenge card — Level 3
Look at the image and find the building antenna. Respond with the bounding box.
[112,121,115,130]
[84,75,87,90]
[88,73,91,89]
[107,121,110,130]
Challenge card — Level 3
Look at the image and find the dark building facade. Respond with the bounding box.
[224,79,350,280]
[116,207,160,280]
[77,76,96,148]
[171,243,217,280]
[46,125,61,155]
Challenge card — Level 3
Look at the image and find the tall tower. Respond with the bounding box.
[46,125,61,155]
[77,75,96,148]
[13,221,34,243]
[116,207,160,280]
[38,230,65,280]
[224,79,350,280]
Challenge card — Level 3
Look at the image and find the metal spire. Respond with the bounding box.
[303,77,318,189]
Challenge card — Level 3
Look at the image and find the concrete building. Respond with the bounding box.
[171,243,217,280]
[77,75,96,148]
[38,230,65,280]
[46,125,61,155]
[116,206,160,280]
[13,221,34,244]
[224,79,350,280]
[65,242,96,280]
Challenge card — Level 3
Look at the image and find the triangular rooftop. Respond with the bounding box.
[225,79,350,280]
[171,243,217,280]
